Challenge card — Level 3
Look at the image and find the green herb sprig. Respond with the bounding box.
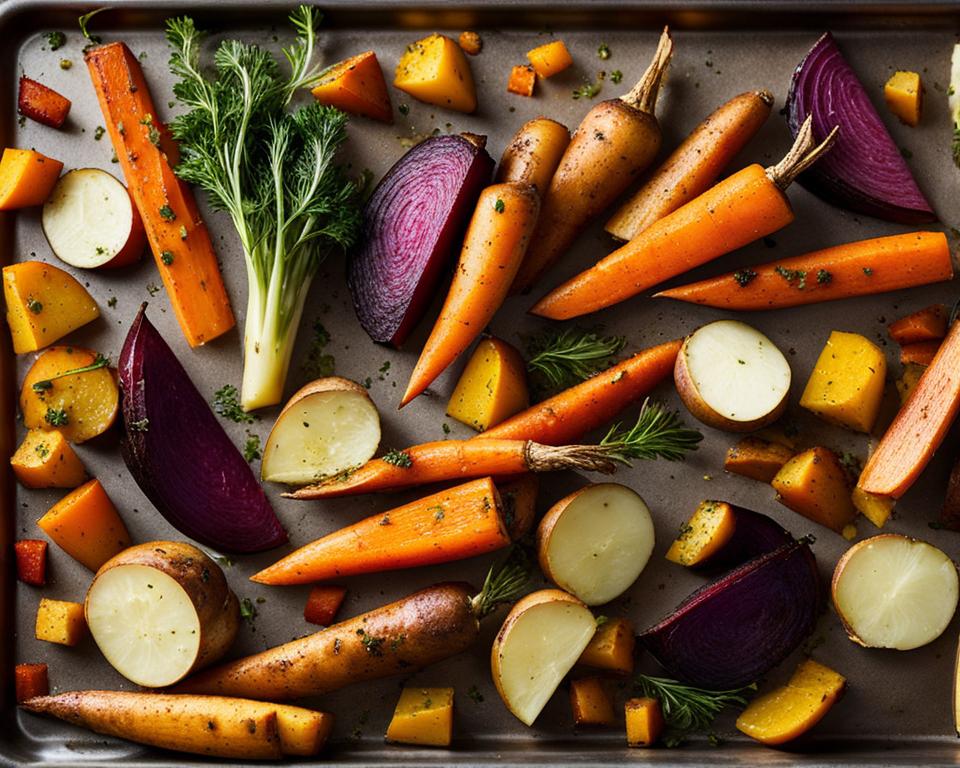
[526,328,626,393]
[213,384,256,424]
[470,547,531,619]
[599,399,703,463]
[32,354,110,392]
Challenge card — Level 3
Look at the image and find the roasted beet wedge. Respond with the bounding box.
[119,305,286,553]
[18,76,71,129]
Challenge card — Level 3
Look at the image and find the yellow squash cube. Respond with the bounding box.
[884,70,922,126]
[625,697,664,747]
[394,34,477,113]
[35,598,86,646]
[3,261,100,354]
[570,677,615,727]
[852,486,895,529]
[578,617,635,675]
[800,331,886,433]
[385,687,454,747]
[447,337,529,432]
[772,447,857,533]
[10,429,86,489]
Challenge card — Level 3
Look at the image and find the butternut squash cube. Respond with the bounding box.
[665,500,736,567]
[3,262,100,354]
[772,447,857,533]
[38,479,131,571]
[394,34,477,114]
[35,598,86,646]
[799,331,886,433]
[852,486,895,529]
[507,64,536,97]
[884,70,923,126]
[527,40,574,78]
[570,677,615,727]
[578,617,635,675]
[736,659,845,745]
[385,687,454,747]
[625,697,664,747]
[724,437,794,483]
[447,337,529,432]
[0,148,63,209]
[311,51,392,123]
[10,429,86,489]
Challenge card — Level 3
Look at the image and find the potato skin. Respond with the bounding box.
[88,541,239,679]
[171,582,479,700]
[278,376,373,417]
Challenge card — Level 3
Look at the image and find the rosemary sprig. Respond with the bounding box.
[32,354,110,393]
[526,328,626,393]
[599,399,703,463]
[470,547,531,619]
[634,674,756,747]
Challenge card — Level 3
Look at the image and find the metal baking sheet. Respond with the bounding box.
[4,1,960,765]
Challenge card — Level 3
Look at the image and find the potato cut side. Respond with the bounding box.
[832,534,958,650]
[262,378,380,484]
[538,484,654,605]
[86,564,202,687]
[676,320,790,431]
[492,590,596,726]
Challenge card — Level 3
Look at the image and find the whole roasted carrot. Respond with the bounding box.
[655,232,952,311]
[606,89,774,242]
[496,117,570,192]
[510,28,674,294]
[401,183,539,406]
[482,338,681,444]
[531,117,837,320]
[289,400,700,499]
[85,42,234,347]
[255,478,509,584]
[859,319,960,498]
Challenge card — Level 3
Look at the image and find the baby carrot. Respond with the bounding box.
[255,478,509,584]
[531,117,837,320]
[401,183,539,406]
[496,117,570,193]
[606,89,774,242]
[655,232,952,311]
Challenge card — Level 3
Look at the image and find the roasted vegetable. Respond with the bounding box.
[10,429,86,489]
[496,118,570,192]
[385,687,455,746]
[394,33,477,113]
[14,540,48,586]
[0,148,63,209]
[884,70,923,126]
[723,437,793,483]
[772,447,857,533]
[446,337,529,432]
[310,50,392,122]
[526,40,574,78]
[18,76,71,128]
[35,598,86,646]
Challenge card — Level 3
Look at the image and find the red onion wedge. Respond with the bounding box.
[787,33,935,223]
[348,133,494,347]
[119,305,286,553]
[640,539,821,689]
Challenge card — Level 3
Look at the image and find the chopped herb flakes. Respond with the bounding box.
[382,449,413,468]
[302,320,335,378]
[160,251,174,265]
[158,204,176,221]
[26,298,43,314]
[213,384,256,424]
[467,685,484,703]
[573,80,602,100]
[46,31,66,50]
[733,269,757,287]
[598,43,611,60]
[44,408,69,426]
[494,198,505,214]
[240,597,257,622]
[774,265,807,290]
[129,418,150,432]
[610,70,623,84]
[863,267,874,276]
[243,433,261,463]
[356,628,384,656]
[35,442,50,459]
[816,268,832,285]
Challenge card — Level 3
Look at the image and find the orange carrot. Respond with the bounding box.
[531,118,837,320]
[256,478,509,584]
[606,89,774,242]
[14,539,47,586]
[15,663,49,703]
[859,319,960,498]
[310,51,392,123]
[85,42,234,347]
[507,65,537,97]
[401,183,539,406]
[655,232,952,311]
[900,340,940,366]
[18,76,71,129]
[303,585,347,626]
[889,303,948,345]
[480,339,681,444]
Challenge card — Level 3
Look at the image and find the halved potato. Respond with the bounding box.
[261,377,381,484]
[491,589,596,726]
[675,320,791,432]
[537,484,654,605]
[832,534,958,650]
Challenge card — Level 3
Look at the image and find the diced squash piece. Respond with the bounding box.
[724,437,794,483]
[900,340,940,366]
[665,500,736,567]
[394,34,477,114]
[458,31,482,56]
[0,148,63,209]
[35,598,86,646]
[311,51,392,123]
[14,539,47,586]
[625,697,664,747]
[884,70,923,127]
[527,40,574,78]
[852,486,895,529]
[15,663,49,702]
[18,76,71,129]
[736,659,846,745]
[37,479,131,572]
[507,65,536,97]
[578,617,635,675]
[896,362,926,404]
[447,337,529,432]
[11,429,86,489]
[3,262,99,354]
[20,346,119,444]
[385,687,454,747]
[570,677,616,726]
[888,304,947,345]
[303,585,347,626]
[799,331,887,433]
[772,447,857,533]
